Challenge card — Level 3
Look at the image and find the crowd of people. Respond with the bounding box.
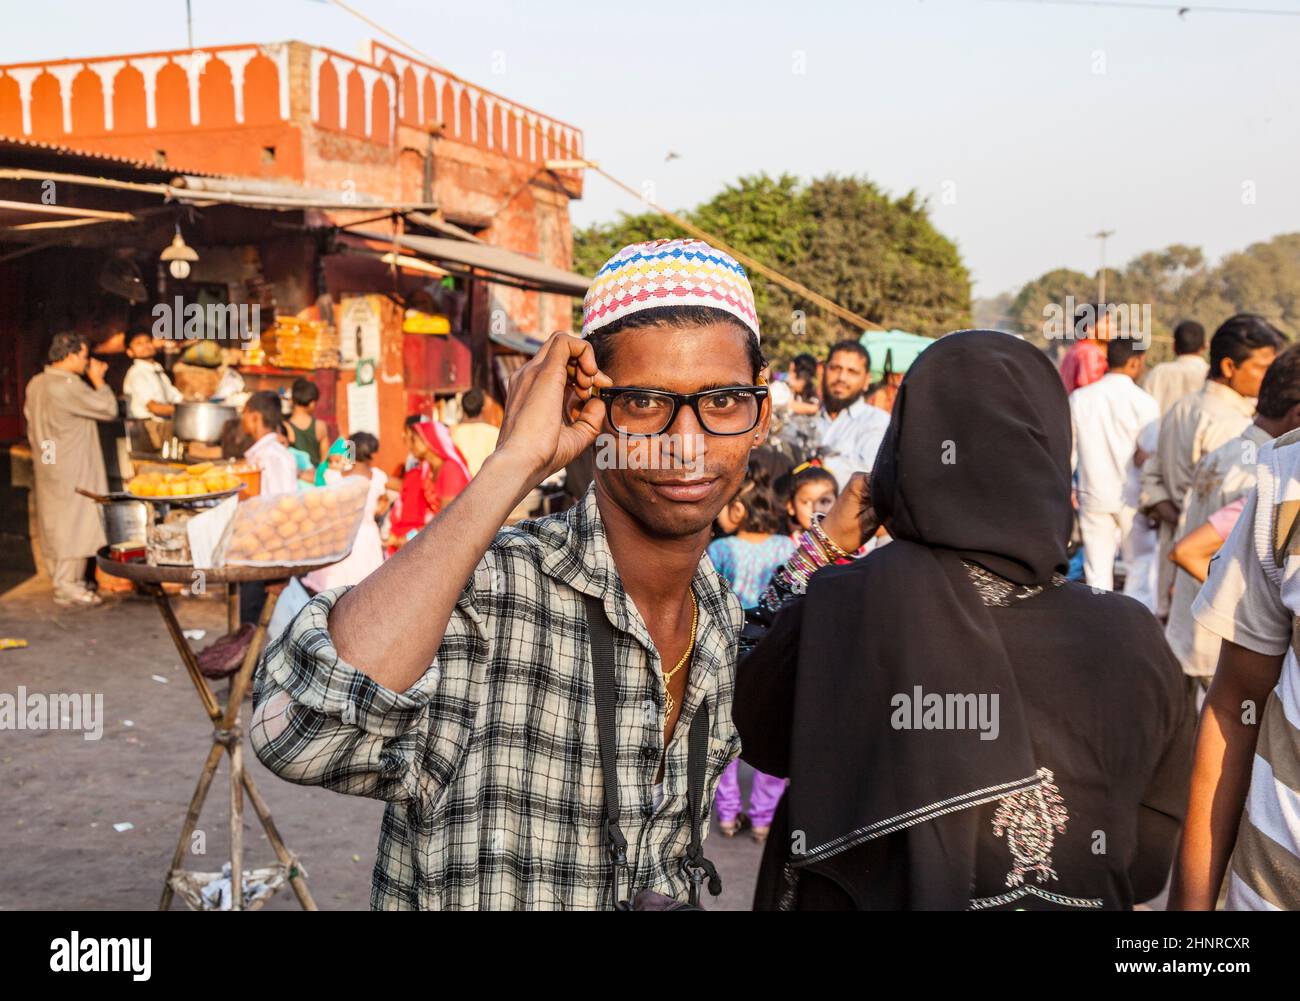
[23,330,493,612]
[1056,307,1299,911]
[243,236,1300,912]
[28,234,1300,910]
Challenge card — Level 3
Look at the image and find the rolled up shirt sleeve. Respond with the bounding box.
[252,580,482,803]
[1191,490,1291,658]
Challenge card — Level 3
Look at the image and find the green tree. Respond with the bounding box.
[1007,268,1092,348]
[573,172,971,363]
[1007,234,1300,362]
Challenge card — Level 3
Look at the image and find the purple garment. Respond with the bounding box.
[708,533,793,827]
[715,760,787,828]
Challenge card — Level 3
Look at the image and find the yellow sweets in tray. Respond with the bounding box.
[127,462,242,499]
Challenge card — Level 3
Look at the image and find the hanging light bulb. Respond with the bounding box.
[160,226,198,280]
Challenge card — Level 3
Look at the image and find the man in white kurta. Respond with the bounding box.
[1142,320,1209,415]
[122,330,182,420]
[1070,340,1159,593]
[1140,316,1282,615]
[24,333,119,605]
[1165,346,1300,695]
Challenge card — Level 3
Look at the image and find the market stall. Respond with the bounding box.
[95,472,371,911]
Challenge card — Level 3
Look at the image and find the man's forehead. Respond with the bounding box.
[601,323,753,388]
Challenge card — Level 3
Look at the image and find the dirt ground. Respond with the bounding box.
[0,571,763,911]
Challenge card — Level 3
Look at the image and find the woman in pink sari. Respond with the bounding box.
[386,419,471,554]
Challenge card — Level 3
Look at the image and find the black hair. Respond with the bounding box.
[462,388,485,418]
[348,431,380,464]
[243,390,284,433]
[1106,338,1143,370]
[776,463,839,506]
[586,305,765,380]
[48,331,87,363]
[790,354,819,400]
[1173,320,1205,356]
[1073,303,1102,339]
[403,413,426,427]
[727,448,792,535]
[126,327,153,346]
[826,340,870,370]
[291,377,320,407]
[1209,314,1288,380]
[1256,344,1300,420]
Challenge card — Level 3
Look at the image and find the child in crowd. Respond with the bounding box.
[287,377,328,467]
[708,457,797,842]
[781,461,839,537]
[313,436,352,486]
[304,432,389,591]
[240,391,297,497]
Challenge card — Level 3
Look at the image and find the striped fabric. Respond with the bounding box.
[582,238,760,340]
[1222,432,1300,909]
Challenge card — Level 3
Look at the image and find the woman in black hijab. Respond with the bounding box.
[734,330,1194,910]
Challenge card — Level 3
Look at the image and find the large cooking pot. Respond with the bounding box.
[173,401,237,443]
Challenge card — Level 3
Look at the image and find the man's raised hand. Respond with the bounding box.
[495,332,612,484]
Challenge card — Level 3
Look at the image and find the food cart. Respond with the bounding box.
[95,473,370,911]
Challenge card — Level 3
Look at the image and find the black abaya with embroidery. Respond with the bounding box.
[734,330,1194,910]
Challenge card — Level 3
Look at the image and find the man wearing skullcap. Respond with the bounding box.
[253,238,874,910]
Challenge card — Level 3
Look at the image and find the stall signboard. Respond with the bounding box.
[339,295,383,367]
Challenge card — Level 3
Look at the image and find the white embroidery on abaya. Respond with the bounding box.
[991,766,1068,887]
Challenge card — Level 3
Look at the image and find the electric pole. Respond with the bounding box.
[1090,229,1115,303]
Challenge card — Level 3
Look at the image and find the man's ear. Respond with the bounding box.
[563,385,584,423]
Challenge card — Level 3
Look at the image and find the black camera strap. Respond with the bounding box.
[584,593,720,908]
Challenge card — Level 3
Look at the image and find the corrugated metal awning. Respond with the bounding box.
[348,228,590,297]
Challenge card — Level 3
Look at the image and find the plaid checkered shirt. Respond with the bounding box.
[251,487,744,910]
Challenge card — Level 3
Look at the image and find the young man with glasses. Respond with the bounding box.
[252,239,871,910]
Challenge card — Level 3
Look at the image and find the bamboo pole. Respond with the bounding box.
[229,739,244,912]
[241,770,318,910]
[159,741,224,911]
[222,583,280,729]
[152,585,221,721]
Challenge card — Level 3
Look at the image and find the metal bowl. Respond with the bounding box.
[173,402,238,443]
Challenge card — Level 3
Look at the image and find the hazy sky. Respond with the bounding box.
[2,0,1297,296]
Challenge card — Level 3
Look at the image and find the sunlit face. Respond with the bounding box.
[823,349,868,410]
[589,322,768,540]
[1224,346,1276,399]
[788,479,837,531]
[127,335,157,360]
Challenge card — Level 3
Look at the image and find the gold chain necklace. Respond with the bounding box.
[661,590,698,718]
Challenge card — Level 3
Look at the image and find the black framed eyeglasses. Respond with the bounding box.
[594,385,769,437]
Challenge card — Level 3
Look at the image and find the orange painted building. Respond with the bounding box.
[0,39,589,474]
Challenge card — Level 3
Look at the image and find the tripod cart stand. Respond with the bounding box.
[96,550,326,911]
